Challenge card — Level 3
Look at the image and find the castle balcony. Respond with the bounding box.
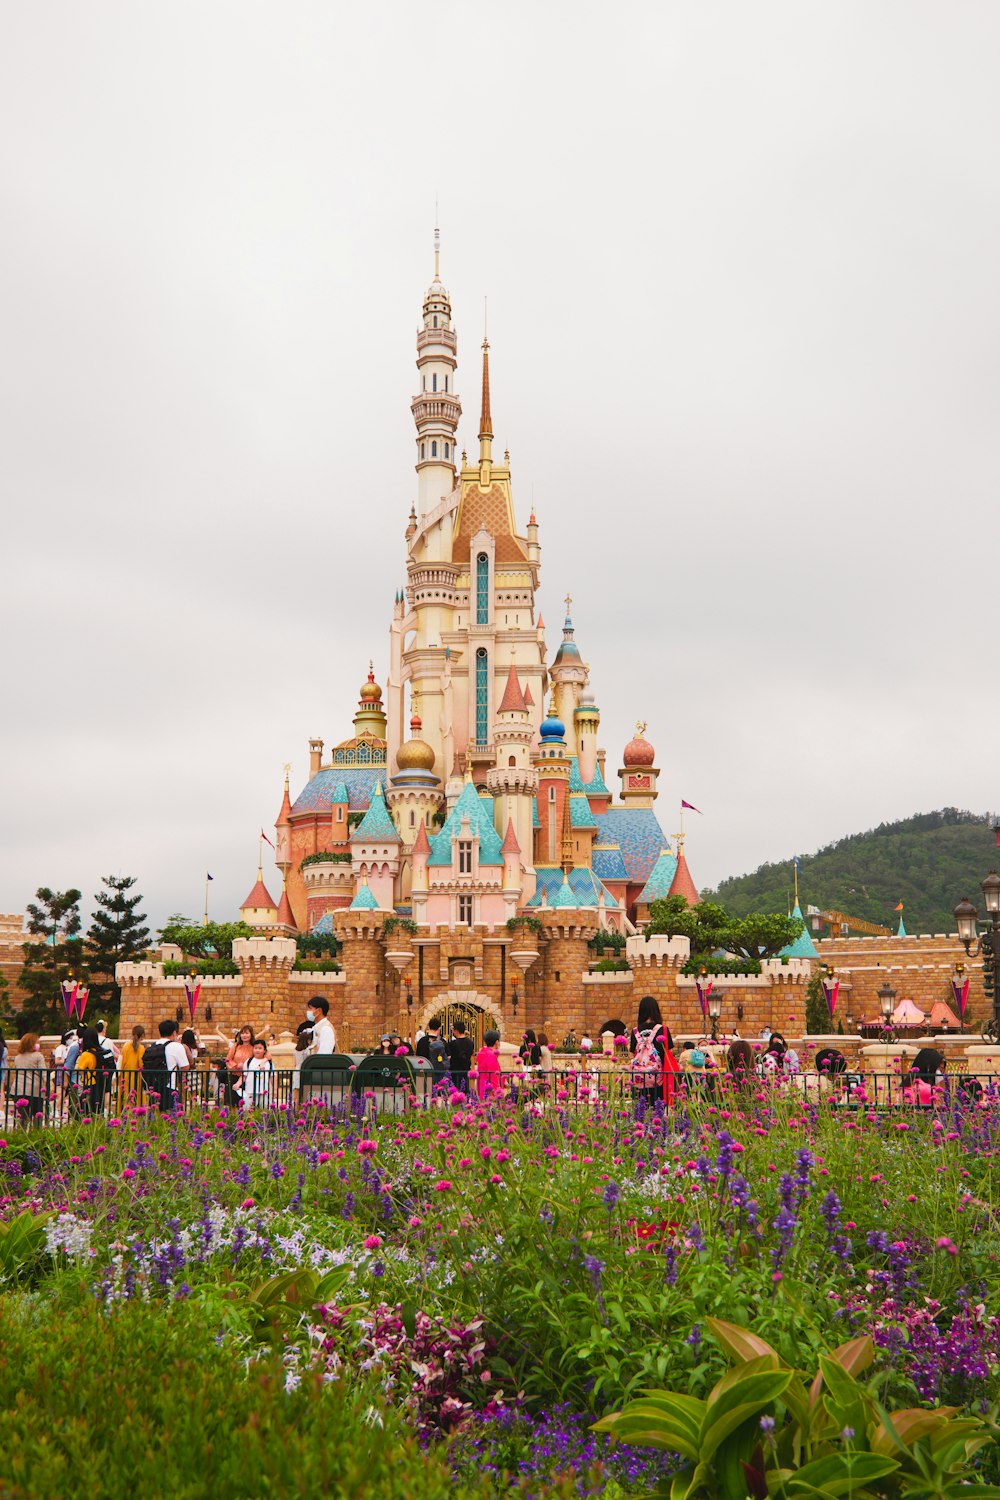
[410,395,462,427]
[416,326,457,354]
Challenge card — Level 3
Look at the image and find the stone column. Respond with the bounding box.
[332,912,388,1052]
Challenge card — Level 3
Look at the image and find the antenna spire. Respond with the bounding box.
[479,325,493,463]
[433,206,440,279]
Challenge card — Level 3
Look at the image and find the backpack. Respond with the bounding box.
[142,1041,168,1077]
[630,1025,662,1090]
[427,1035,450,1075]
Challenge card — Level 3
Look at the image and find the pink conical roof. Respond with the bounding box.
[498,662,527,714]
[524,684,534,706]
[241,875,275,910]
[412,821,432,857]
[276,777,292,828]
[501,818,520,855]
[668,850,699,906]
[276,885,297,930]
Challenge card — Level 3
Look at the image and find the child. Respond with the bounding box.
[475,1029,502,1100]
[243,1038,274,1108]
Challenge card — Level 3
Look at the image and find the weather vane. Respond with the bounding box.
[635,719,648,737]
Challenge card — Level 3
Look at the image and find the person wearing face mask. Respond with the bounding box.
[298,996,336,1057]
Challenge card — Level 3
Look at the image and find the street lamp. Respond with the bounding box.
[510,974,519,1016]
[953,870,1000,1041]
[707,990,723,1042]
[877,980,897,1041]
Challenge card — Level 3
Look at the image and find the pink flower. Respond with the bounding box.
[408,1215,422,1228]
[480,1146,492,1161]
[240,1197,255,1209]
[121,1168,135,1180]
[363,1234,382,1250]
[936,1236,958,1255]
[434,1179,452,1192]
[357,1139,377,1155]
[490,1174,503,1184]
[318,1151,331,1164]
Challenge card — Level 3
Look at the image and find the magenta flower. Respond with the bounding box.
[434,1180,452,1192]
[363,1234,383,1250]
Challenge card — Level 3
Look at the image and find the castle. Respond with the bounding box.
[124,236,991,1047]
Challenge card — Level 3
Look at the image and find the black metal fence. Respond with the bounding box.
[2,1063,999,1129]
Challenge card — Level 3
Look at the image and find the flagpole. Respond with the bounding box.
[204,874,210,927]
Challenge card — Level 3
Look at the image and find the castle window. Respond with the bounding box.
[508,756,516,767]
[431,441,437,458]
[458,894,473,927]
[458,840,472,874]
[475,647,489,746]
[420,443,425,460]
[432,373,437,392]
[433,316,438,328]
[410,811,415,828]
[476,552,489,625]
[337,807,343,821]
[549,786,556,802]
[444,443,449,459]
[444,375,448,392]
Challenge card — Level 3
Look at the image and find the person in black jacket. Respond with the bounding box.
[446,1020,474,1093]
[416,1016,451,1086]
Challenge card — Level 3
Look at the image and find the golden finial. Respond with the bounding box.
[564,592,573,615]
[635,719,648,738]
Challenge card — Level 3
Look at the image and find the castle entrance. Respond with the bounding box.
[421,992,503,1048]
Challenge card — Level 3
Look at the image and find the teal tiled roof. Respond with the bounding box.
[570,793,597,829]
[332,782,349,803]
[552,871,578,907]
[897,915,907,937]
[780,902,819,960]
[636,848,678,906]
[526,866,619,910]
[428,782,504,866]
[592,843,628,883]
[350,781,400,844]
[350,882,380,911]
[568,756,611,797]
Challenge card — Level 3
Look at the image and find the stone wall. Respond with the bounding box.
[814,932,986,1026]
[0,914,40,1015]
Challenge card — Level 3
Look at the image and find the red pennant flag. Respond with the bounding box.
[681,800,702,814]
[261,829,275,849]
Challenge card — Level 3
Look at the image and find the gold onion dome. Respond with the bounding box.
[359,666,382,703]
[396,714,436,773]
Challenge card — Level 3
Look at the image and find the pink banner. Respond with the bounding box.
[953,978,970,1018]
[695,979,712,1019]
[60,980,77,1017]
[74,985,89,1021]
[822,977,839,1018]
[184,980,201,1023]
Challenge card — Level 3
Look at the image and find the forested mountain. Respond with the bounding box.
[702,809,998,934]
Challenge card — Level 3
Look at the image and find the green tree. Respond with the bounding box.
[804,971,827,1033]
[725,912,804,963]
[17,887,85,1033]
[86,875,151,1014]
[158,919,254,962]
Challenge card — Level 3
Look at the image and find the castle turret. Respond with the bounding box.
[240,868,278,930]
[411,224,461,518]
[350,780,401,912]
[386,703,444,897]
[533,698,572,867]
[549,600,588,755]
[487,661,538,901]
[501,818,522,917]
[275,770,292,874]
[353,665,388,741]
[618,723,660,809]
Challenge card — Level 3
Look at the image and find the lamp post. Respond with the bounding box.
[707,990,723,1043]
[877,980,897,1040]
[510,973,519,1017]
[953,870,1000,1041]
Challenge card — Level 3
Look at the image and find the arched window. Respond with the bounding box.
[476,552,489,625]
[433,315,438,328]
[409,811,415,827]
[549,786,556,802]
[431,440,437,457]
[432,373,437,392]
[475,647,489,746]
[508,755,516,767]
[444,443,449,459]
[444,375,448,392]
[420,443,425,460]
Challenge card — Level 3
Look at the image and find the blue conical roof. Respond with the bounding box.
[552,870,581,908]
[780,901,818,959]
[350,781,400,843]
[897,914,907,937]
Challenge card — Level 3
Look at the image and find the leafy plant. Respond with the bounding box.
[163,959,239,977]
[383,916,418,938]
[300,850,352,868]
[592,958,630,973]
[594,1320,1000,1498]
[506,914,543,935]
[0,1211,52,1287]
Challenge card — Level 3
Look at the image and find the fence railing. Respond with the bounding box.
[2,1063,999,1129]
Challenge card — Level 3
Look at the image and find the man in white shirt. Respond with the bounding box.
[95,1020,120,1066]
[306,997,336,1056]
[156,1020,190,1111]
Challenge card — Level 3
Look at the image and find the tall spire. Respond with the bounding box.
[479,336,493,463]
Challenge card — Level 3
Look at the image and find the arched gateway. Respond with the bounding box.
[418,991,503,1049]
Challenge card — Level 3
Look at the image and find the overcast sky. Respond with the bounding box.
[2,2,997,934]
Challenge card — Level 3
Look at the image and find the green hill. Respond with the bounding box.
[702,809,998,935]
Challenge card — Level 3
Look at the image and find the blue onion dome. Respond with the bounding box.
[539,698,565,741]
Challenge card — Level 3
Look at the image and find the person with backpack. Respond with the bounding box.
[629,996,679,1106]
[416,1016,451,1088]
[447,1019,474,1094]
[142,1020,189,1113]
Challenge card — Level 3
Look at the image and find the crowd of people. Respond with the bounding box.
[0,996,980,1125]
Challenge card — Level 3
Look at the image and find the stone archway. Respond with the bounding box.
[419,990,504,1048]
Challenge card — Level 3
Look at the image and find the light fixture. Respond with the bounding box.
[982,871,1000,917]
[877,981,896,1021]
[953,897,979,950]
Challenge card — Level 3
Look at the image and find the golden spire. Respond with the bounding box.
[560,787,574,875]
[479,338,493,462]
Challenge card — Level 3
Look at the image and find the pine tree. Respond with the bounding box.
[18,887,85,1033]
[86,875,150,1013]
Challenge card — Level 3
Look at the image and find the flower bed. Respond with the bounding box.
[1,1080,1000,1493]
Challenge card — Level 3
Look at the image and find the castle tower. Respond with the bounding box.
[353,665,388,741]
[533,699,572,867]
[618,724,660,808]
[386,701,444,897]
[549,600,588,756]
[667,835,700,906]
[411,223,461,520]
[350,780,401,912]
[240,867,278,930]
[275,770,292,876]
[487,661,538,900]
[574,693,600,786]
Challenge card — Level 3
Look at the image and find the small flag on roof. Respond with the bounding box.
[895,901,904,912]
[261,829,275,849]
[681,800,702,814]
